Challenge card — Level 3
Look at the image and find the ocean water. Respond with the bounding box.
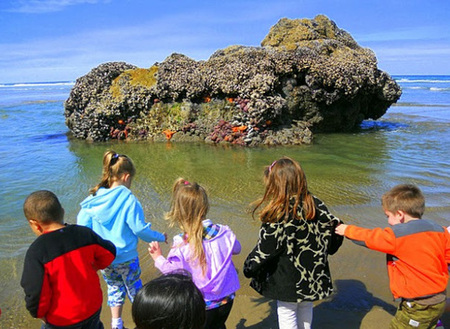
[0,76,449,328]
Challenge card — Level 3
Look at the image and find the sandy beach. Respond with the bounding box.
[9,228,450,329]
[101,239,450,329]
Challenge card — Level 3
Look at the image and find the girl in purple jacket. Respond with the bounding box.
[148,178,241,329]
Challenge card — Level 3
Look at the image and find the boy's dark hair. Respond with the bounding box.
[132,272,205,329]
[381,184,425,219]
[23,190,64,224]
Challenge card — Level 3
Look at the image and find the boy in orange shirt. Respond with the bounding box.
[336,184,450,328]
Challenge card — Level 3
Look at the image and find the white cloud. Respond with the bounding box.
[8,0,110,14]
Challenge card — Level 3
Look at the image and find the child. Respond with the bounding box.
[148,178,241,329]
[132,272,206,329]
[335,183,450,328]
[21,190,116,329]
[243,157,343,329]
[77,150,166,329]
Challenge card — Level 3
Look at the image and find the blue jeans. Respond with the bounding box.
[41,309,104,329]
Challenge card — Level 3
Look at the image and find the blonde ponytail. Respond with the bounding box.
[90,150,136,195]
[166,178,209,274]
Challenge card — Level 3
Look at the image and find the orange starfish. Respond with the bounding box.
[232,125,247,133]
[162,129,176,140]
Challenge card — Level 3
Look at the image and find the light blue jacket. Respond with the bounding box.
[77,185,165,264]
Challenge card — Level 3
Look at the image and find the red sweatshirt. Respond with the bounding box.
[345,219,450,299]
[21,224,116,327]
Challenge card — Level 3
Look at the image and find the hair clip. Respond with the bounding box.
[269,160,277,172]
[184,181,190,185]
[110,153,120,166]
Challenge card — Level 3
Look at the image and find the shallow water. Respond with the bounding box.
[0,77,449,328]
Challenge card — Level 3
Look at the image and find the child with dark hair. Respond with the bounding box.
[77,150,166,329]
[132,272,206,329]
[21,190,116,329]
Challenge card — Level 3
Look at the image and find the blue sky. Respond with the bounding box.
[1,0,449,83]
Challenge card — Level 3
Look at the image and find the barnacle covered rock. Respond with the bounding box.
[64,15,401,145]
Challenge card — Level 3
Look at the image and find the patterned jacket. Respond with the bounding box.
[243,196,343,302]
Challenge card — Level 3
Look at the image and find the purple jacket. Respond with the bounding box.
[154,219,241,302]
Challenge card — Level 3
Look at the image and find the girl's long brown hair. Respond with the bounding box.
[165,178,209,273]
[89,150,136,195]
[252,157,316,223]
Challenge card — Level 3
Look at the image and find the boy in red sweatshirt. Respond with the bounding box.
[336,184,450,328]
[21,190,116,329]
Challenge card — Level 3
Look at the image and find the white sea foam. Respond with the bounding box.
[405,86,427,90]
[396,78,450,83]
[0,81,75,88]
[430,87,450,91]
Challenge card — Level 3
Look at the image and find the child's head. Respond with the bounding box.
[166,178,209,271]
[23,190,64,234]
[132,272,206,329]
[90,150,136,195]
[254,157,315,222]
[382,184,425,220]
[166,178,209,231]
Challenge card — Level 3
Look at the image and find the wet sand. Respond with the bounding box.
[6,208,450,329]
[103,239,450,329]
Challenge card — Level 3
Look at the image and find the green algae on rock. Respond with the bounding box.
[64,15,401,145]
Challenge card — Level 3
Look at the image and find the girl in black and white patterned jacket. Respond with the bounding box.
[243,157,343,329]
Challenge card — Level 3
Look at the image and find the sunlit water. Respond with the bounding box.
[0,77,449,328]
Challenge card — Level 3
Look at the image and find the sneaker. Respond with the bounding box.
[437,319,444,328]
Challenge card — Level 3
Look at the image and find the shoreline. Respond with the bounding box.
[5,240,450,329]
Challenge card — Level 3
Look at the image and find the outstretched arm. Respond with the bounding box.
[148,241,185,274]
[336,224,397,254]
[126,199,166,242]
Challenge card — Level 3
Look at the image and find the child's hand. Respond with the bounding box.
[335,224,348,236]
[148,241,162,260]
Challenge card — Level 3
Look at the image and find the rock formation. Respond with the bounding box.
[64,15,401,145]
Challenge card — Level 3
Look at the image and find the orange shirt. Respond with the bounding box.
[345,219,450,299]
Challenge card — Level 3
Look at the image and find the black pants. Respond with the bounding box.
[204,300,234,329]
[41,309,104,329]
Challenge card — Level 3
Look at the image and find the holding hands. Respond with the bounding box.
[335,224,348,236]
[148,242,162,260]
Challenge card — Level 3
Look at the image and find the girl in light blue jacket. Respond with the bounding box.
[78,150,166,329]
